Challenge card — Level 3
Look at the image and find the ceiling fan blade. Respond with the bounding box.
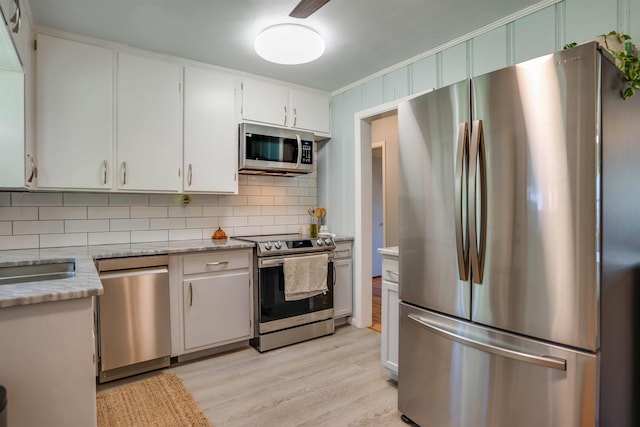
[289,0,331,18]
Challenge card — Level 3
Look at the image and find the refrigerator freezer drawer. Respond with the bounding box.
[398,302,597,427]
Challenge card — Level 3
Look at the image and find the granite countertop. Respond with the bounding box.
[377,246,399,256]
[0,238,255,309]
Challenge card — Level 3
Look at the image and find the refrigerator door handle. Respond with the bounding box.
[407,313,567,371]
[469,119,487,284]
[455,122,470,281]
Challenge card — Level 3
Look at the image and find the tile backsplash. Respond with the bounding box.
[0,174,317,250]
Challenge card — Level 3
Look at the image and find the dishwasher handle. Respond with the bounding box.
[99,267,168,280]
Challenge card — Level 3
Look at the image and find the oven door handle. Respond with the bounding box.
[260,254,334,267]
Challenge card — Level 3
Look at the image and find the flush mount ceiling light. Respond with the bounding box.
[254,23,325,65]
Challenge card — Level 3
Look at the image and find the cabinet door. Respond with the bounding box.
[36,34,113,189]
[333,258,353,318]
[290,88,330,133]
[381,279,399,375]
[241,78,289,127]
[184,66,237,193]
[183,272,250,350]
[0,69,24,188]
[117,53,182,192]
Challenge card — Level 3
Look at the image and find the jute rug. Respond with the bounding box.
[96,373,213,426]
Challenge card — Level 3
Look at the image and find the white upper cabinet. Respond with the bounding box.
[241,78,331,135]
[116,53,182,192]
[183,66,237,193]
[36,34,113,190]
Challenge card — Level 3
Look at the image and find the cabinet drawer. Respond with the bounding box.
[183,250,250,275]
[334,241,352,259]
[382,257,399,283]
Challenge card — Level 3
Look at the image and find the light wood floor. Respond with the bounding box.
[371,276,382,333]
[101,325,405,427]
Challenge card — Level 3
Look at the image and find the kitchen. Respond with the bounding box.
[1,0,640,426]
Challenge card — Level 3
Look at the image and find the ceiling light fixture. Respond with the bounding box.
[254,23,325,65]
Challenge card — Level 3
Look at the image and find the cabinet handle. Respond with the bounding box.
[386,270,399,277]
[335,250,350,257]
[293,108,297,127]
[102,160,108,185]
[121,161,127,185]
[206,261,229,266]
[333,263,337,286]
[189,282,193,307]
[188,163,193,186]
[284,106,287,125]
[26,154,36,183]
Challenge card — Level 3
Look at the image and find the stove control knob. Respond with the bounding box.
[274,241,282,250]
[264,242,272,250]
[324,238,332,245]
[316,239,324,246]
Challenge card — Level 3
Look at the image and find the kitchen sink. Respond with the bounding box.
[0,260,76,285]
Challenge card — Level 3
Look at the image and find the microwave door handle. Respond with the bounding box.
[296,134,302,169]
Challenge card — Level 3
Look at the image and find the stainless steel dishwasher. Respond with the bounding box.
[97,255,171,383]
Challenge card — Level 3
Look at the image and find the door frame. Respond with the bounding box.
[351,89,431,328]
[372,140,386,250]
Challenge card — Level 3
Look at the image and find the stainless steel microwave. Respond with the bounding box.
[239,123,314,176]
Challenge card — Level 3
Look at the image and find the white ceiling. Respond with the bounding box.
[27,0,540,92]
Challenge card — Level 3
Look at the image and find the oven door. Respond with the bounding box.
[258,257,334,332]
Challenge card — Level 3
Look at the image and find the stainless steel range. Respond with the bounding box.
[235,234,335,352]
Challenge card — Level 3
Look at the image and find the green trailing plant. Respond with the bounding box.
[565,31,640,99]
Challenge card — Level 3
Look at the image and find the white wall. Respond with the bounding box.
[0,173,317,250]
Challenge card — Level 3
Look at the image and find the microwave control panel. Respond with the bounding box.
[301,140,313,165]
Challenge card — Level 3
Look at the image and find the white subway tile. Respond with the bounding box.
[168,206,203,218]
[0,222,11,235]
[233,206,262,216]
[274,215,299,225]
[186,217,218,229]
[63,193,109,206]
[288,206,309,215]
[218,195,247,206]
[247,196,274,206]
[233,226,262,237]
[261,186,287,196]
[237,175,248,185]
[130,207,168,218]
[247,175,274,186]
[288,224,305,234]
[273,177,299,187]
[65,219,110,233]
[131,230,169,243]
[287,187,310,197]
[88,232,130,245]
[0,207,38,221]
[262,206,287,216]
[40,233,88,248]
[0,235,39,250]
[298,177,317,188]
[238,186,262,196]
[0,192,11,206]
[202,206,233,217]
[150,218,185,230]
[109,193,149,206]
[169,229,203,241]
[219,216,248,227]
[187,194,219,206]
[298,214,311,223]
[12,192,62,206]
[149,194,182,206]
[13,220,64,235]
[299,196,317,206]
[261,225,288,235]
[110,218,150,231]
[309,187,317,197]
[39,207,87,220]
[274,196,299,206]
[248,216,274,226]
[88,207,130,219]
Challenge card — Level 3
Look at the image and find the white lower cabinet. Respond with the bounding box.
[174,249,253,356]
[380,252,399,379]
[333,240,353,319]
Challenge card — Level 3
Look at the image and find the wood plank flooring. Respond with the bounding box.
[101,326,405,427]
[371,276,382,333]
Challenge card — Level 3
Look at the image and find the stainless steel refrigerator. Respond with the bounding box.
[397,42,640,427]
